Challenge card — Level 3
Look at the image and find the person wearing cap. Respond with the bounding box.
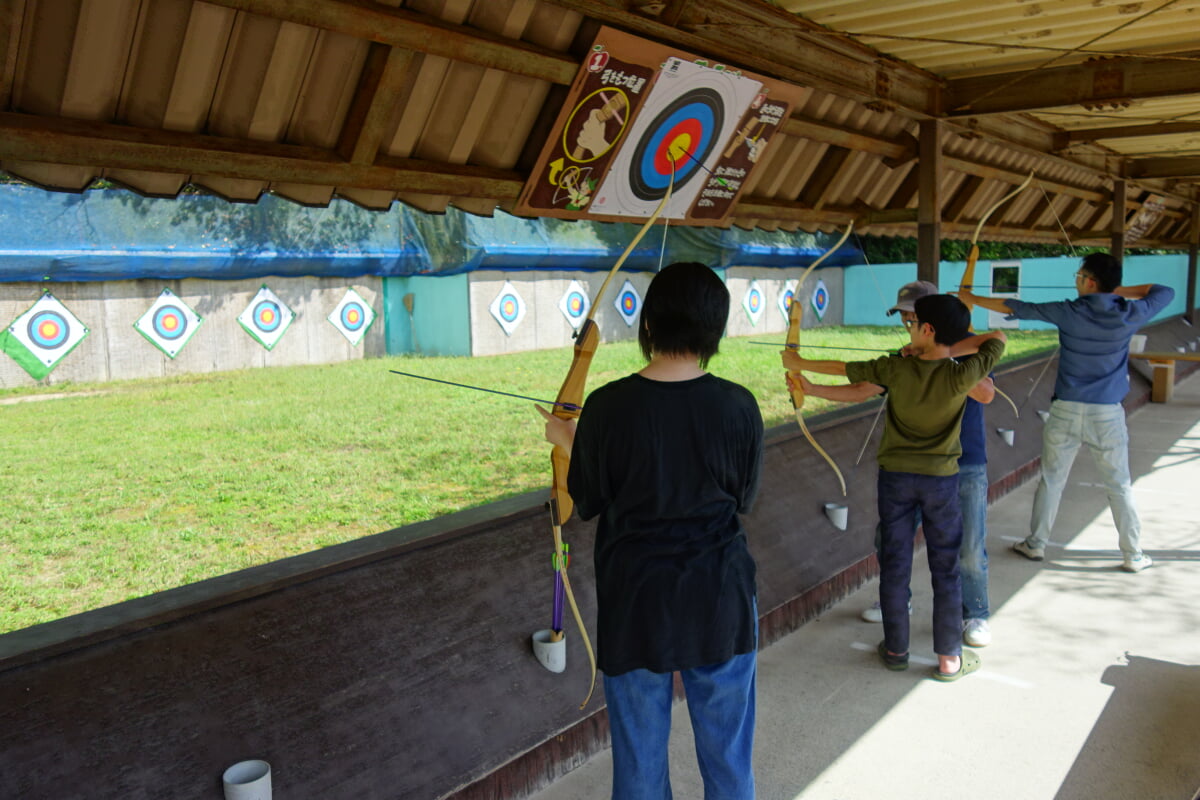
[783,294,1006,680]
[956,252,1174,573]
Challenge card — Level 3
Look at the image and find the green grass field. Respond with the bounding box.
[0,327,1057,633]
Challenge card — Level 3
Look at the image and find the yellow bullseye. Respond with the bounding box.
[667,133,692,164]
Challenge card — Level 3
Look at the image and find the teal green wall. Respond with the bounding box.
[384,274,471,356]
[844,254,1187,330]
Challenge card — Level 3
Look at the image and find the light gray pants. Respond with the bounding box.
[1028,399,1141,555]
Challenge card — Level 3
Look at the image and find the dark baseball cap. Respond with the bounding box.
[887,280,939,316]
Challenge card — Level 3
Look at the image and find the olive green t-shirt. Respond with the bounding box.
[845,338,1005,476]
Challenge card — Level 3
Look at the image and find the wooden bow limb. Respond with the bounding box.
[785,222,855,497]
[545,166,676,710]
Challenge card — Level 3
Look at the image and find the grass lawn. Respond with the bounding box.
[0,326,1057,633]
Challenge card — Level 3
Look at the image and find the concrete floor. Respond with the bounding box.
[528,371,1200,800]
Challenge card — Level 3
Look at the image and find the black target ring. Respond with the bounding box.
[628,88,724,202]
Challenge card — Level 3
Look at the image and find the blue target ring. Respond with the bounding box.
[782,289,795,311]
[565,291,586,318]
[253,301,283,332]
[748,289,762,313]
[629,88,723,200]
[340,302,366,331]
[814,288,828,309]
[27,311,69,349]
[498,295,520,323]
[152,305,187,340]
[619,290,638,314]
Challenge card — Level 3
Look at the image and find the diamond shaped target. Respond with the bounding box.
[558,280,591,331]
[613,279,641,327]
[811,278,830,321]
[328,288,376,347]
[133,289,202,358]
[238,286,295,351]
[489,281,526,337]
[1,293,90,380]
[742,280,764,326]
[777,280,798,324]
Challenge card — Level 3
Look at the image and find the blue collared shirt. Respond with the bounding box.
[1005,285,1175,404]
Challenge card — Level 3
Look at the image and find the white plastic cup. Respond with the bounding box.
[1129,334,1147,353]
[824,502,849,531]
[531,629,566,673]
[222,760,271,800]
[1037,410,1050,422]
[997,428,1015,446]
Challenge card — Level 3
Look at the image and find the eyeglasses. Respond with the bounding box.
[1075,271,1092,282]
[902,318,917,329]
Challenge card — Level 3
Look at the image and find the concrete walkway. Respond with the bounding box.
[529,371,1200,800]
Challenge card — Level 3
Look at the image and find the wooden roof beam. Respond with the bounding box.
[1130,156,1200,180]
[946,53,1200,117]
[1054,121,1200,149]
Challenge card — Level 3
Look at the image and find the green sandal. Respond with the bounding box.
[934,650,981,682]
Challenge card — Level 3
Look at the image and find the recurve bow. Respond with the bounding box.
[545,172,674,709]
[959,171,1034,418]
[785,222,855,497]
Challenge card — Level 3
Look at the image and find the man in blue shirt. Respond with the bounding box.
[957,253,1174,572]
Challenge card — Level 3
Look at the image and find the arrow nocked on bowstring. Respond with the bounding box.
[388,370,582,412]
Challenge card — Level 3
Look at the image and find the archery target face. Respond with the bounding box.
[237,286,295,351]
[327,288,376,347]
[589,58,762,220]
[742,280,764,326]
[1,293,89,379]
[133,289,202,358]
[489,281,526,337]
[558,280,592,330]
[778,280,798,323]
[811,279,830,321]
[613,279,641,327]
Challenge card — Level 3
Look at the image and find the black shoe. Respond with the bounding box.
[877,641,909,671]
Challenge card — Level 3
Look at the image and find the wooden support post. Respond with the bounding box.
[917,119,943,284]
[1110,179,1126,262]
[1150,359,1176,403]
[1188,205,1199,325]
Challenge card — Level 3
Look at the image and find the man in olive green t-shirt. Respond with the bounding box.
[783,294,1005,681]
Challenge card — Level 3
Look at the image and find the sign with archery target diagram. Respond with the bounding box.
[1,293,89,379]
[613,279,642,327]
[589,57,761,221]
[238,285,295,351]
[558,280,591,330]
[133,289,202,358]
[490,281,527,337]
[515,27,804,226]
[327,288,376,347]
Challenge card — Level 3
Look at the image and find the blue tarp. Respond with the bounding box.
[0,186,860,281]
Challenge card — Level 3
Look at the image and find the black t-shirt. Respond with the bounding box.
[568,373,764,676]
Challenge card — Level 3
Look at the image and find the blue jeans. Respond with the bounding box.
[877,469,963,657]
[603,649,757,800]
[958,462,990,621]
[1028,400,1141,555]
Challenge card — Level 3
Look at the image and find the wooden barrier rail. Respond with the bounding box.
[1129,350,1200,402]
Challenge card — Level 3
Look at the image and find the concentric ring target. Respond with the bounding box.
[628,88,724,201]
[152,305,188,340]
[782,289,795,312]
[565,291,586,318]
[340,302,366,332]
[747,288,762,313]
[619,290,638,315]
[27,311,70,350]
[498,295,521,323]
[252,301,283,332]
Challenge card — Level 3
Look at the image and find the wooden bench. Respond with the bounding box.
[1129,350,1200,402]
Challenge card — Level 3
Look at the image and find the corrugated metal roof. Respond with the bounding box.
[0,0,1195,248]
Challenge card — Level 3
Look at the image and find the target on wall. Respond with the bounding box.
[811,278,831,321]
[558,280,592,331]
[328,288,376,347]
[238,286,295,351]
[777,280,798,324]
[589,58,762,220]
[133,289,202,358]
[613,279,642,327]
[489,281,527,337]
[742,280,764,327]
[0,293,90,380]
